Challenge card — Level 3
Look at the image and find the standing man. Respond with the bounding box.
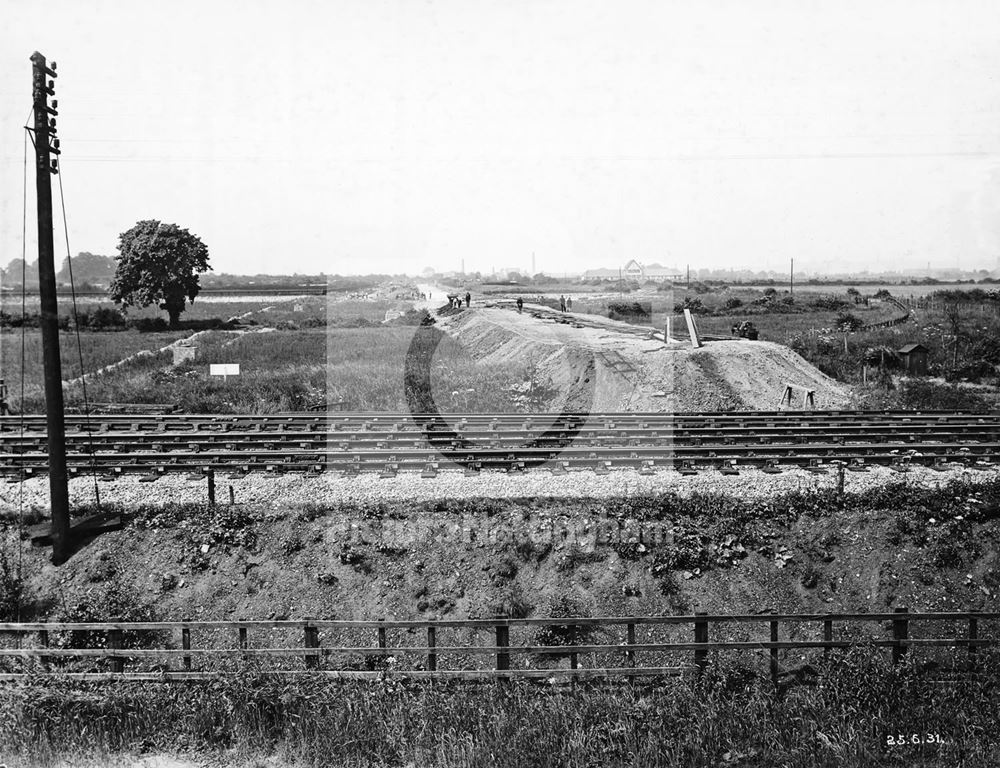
[566,296,573,311]
[465,291,471,308]
[516,297,523,314]
[559,295,566,312]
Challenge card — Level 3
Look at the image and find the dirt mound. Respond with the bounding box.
[440,307,850,411]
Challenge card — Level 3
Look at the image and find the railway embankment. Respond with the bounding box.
[5,474,999,627]
[439,306,851,410]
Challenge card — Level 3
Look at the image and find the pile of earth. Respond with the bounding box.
[438,306,850,411]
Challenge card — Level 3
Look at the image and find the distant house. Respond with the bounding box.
[623,259,645,281]
[641,263,682,282]
[623,260,682,283]
[582,268,619,281]
[583,261,684,282]
[897,343,929,376]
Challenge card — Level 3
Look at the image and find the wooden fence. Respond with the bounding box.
[0,609,996,682]
[860,297,911,331]
[903,297,1000,314]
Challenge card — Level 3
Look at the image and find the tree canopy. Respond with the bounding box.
[57,252,116,285]
[109,221,211,327]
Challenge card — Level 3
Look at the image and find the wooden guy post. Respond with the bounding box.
[496,624,510,671]
[304,618,319,670]
[694,612,708,676]
[182,622,192,671]
[108,628,124,673]
[769,615,779,689]
[427,626,437,672]
[892,607,908,664]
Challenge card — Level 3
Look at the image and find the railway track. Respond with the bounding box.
[1,410,999,477]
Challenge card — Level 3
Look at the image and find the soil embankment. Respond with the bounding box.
[7,474,999,626]
[439,306,850,411]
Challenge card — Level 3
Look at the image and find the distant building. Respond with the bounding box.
[623,259,645,281]
[624,260,682,283]
[582,268,620,281]
[582,261,683,282]
[497,266,524,281]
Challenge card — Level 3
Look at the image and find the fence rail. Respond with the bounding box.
[860,296,911,331]
[0,609,996,682]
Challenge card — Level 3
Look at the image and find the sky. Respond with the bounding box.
[2,0,1000,277]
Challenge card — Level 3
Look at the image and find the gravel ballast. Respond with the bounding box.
[2,465,995,514]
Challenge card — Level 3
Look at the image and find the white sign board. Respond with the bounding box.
[209,364,240,377]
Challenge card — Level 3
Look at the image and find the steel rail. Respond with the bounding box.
[2,411,998,476]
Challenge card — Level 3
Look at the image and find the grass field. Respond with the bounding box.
[2,650,998,767]
[562,292,899,334]
[0,329,189,409]
[6,325,550,414]
[0,293,410,327]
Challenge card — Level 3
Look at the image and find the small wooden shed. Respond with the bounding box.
[897,343,929,376]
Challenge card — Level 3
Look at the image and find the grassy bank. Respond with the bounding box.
[2,650,998,767]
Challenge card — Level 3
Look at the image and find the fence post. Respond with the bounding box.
[496,624,510,671]
[304,618,319,670]
[207,470,216,506]
[569,623,579,671]
[626,622,636,680]
[769,615,779,689]
[378,621,387,660]
[892,607,908,664]
[108,627,124,673]
[182,621,191,672]
[694,612,708,677]
[39,629,50,671]
[823,618,833,661]
[239,626,248,664]
[969,617,978,663]
[427,626,437,672]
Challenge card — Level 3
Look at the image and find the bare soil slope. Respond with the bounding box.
[440,306,849,411]
[8,487,998,630]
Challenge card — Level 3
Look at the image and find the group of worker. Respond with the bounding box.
[513,295,573,314]
[448,292,472,309]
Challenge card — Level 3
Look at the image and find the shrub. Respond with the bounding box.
[0,549,25,622]
[673,297,708,315]
[555,544,606,571]
[607,301,651,318]
[131,317,169,332]
[77,307,127,329]
[532,595,599,653]
[484,585,533,618]
[835,312,865,331]
[55,577,161,650]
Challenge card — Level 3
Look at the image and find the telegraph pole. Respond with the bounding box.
[31,51,70,565]
[790,257,794,297]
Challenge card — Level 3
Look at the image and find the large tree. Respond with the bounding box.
[109,220,211,327]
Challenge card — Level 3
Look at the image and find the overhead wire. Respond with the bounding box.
[56,158,103,515]
[14,122,29,623]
